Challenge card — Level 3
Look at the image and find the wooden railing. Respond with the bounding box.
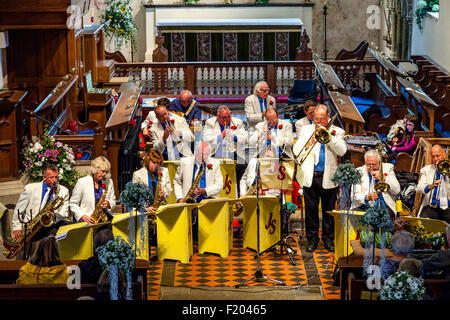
[113,60,379,97]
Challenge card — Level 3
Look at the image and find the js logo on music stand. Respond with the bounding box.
[223,174,232,194]
[265,212,277,235]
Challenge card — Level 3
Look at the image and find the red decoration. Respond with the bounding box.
[269,100,274,105]
[76,153,82,159]
[129,119,137,127]
[139,97,143,104]
[231,125,237,130]
[278,124,283,129]
[102,184,107,189]
[331,130,336,136]
[207,164,213,169]
[148,120,152,127]
[158,171,163,176]
[170,119,175,124]
[384,173,388,176]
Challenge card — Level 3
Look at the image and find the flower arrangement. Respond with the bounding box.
[359,206,394,233]
[96,236,136,300]
[100,0,138,50]
[379,271,425,300]
[21,127,80,187]
[415,0,439,31]
[119,182,154,212]
[408,222,447,249]
[332,161,362,188]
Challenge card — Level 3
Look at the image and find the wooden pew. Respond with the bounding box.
[0,281,144,300]
[335,40,369,61]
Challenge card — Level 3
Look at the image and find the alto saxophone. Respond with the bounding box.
[184,163,205,203]
[151,171,168,209]
[3,187,64,259]
[91,180,109,224]
[233,180,262,217]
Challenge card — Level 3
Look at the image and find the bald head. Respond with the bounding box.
[264,107,279,127]
[431,144,446,165]
[313,104,330,127]
[180,90,193,108]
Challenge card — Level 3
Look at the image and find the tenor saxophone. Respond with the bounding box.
[3,187,64,259]
[184,163,205,203]
[233,180,262,217]
[91,180,109,224]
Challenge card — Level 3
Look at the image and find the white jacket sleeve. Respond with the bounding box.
[173,164,184,201]
[69,180,84,222]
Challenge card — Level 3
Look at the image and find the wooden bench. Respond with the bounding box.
[0,281,144,300]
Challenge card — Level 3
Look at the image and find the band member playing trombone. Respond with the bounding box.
[149,103,194,160]
[417,144,450,223]
[132,149,171,213]
[69,156,116,224]
[351,149,401,219]
[293,104,347,252]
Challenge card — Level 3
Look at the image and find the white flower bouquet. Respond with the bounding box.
[380,271,425,300]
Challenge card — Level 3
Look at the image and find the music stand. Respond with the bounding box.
[235,159,285,288]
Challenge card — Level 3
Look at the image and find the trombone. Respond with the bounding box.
[295,114,337,167]
[428,148,450,208]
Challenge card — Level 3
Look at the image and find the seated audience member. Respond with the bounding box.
[386,113,417,145]
[397,258,423,278]
[387,114,418,162]
[379,230,415,279]
[95,268,128,300]
[16,236,69,285]
[78,229,115,284]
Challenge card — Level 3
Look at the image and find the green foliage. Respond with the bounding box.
[100,0,138,50]
[415,0,439,31]
[332,161,362,188]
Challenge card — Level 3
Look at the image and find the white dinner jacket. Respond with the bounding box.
[132,166,172,198]
[173,157,223,200]
[351,163,401,213]
[69,175,117,222]
[250,119,294,159]
[417,164,450,216]
[295,117,313,136]
[244,94,276,130]
[149,112,194,157]
[141,110,157,130]
[203,116,247,161]
[12,182,70,232]
[293,123,347,189]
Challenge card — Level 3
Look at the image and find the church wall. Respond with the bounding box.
[411,0,450,72]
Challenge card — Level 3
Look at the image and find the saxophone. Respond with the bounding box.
[233,180,262,217]
[91,180,109,224]
[151,171,168,209]
[184,163,205,203]
[3,187,64,259]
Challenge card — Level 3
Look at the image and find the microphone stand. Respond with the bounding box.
[18,209,33,260]
[24,110,72,135]
[235,159,285,288]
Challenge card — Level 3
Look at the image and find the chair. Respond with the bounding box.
[287,79,317,106]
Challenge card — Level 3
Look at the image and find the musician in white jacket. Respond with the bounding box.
[148,103,194,160]
[351,149,401,219]
[245,81,276,131]
[132,149,172,213]
[295,100,316,135]
[416,144,450,223]
[69,156,116,224]
[249,106,294,159]
[12,163,70,247]
[173,142,223,203]
[203,105,247,196]
[293,104,347,253]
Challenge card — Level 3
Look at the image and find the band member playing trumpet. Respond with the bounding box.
[250,106,294,159]
[351,149,401,219]
[417,144,450,223]
[11,163,70,257]
[69,156,116,224]
[132,149,171,213]
[204,105,247,196]
[148,103,194,160]
[293,104,347,252]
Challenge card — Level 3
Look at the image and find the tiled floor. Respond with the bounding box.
[147,233,340,300]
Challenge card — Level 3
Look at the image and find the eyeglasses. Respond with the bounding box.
[259,89,270,93]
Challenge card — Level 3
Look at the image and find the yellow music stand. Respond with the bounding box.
[161,160,180,204]
[197,198,238,257]
[111,211,149,260]
[217,159,237,200]
[241,196,280,253]
[155,203,197,263]
[328,210,365,262]
[55,221,108,260]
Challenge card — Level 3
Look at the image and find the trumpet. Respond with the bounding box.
[428,153,450,208]
[374,153,390,194]
[295,114,337,167]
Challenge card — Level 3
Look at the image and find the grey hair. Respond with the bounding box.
[254,81,268,95]
[364,149,380,161]
[314,104,330,115]
[398,258,423,278]
[264,106,278,117]
[90,156,111,177]
[391,230,415,255]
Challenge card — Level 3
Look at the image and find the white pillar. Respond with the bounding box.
[145,7,156,62]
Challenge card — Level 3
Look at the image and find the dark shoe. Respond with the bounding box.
[306,241,318,252]
[324,240,334,253]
